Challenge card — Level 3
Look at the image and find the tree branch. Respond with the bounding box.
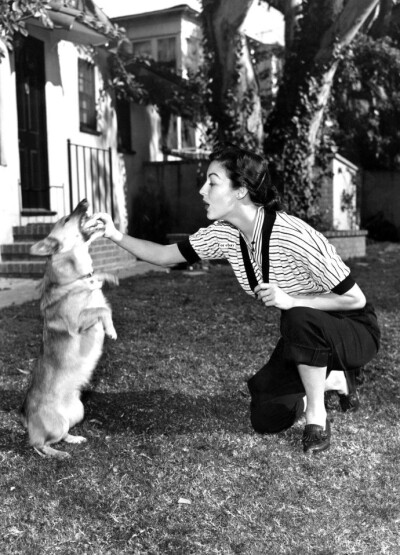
[260,0,286,15]
[315,0,380,64]
[369,0,394,38]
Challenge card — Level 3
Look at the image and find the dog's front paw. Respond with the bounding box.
[106,327,117,340]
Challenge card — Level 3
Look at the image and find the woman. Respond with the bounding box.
[96,143,380,454]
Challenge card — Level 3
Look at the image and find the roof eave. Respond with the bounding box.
[26,1,118,47]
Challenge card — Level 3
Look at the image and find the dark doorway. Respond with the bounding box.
[15,35,50,210]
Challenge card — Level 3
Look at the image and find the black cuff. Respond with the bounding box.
[177,238,201,264]
[331,274,356,295]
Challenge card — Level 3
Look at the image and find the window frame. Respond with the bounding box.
[78,58,98,135]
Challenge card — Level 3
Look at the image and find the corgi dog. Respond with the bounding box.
[20,199,117,459]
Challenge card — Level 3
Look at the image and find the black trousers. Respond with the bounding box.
[247,304,380,434]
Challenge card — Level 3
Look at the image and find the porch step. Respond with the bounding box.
[1,242,39,261]
[13,223,54,242]
[0,224,137,278]
[0,249,135,277]
[0,260,46,277]
[0,252,135,277]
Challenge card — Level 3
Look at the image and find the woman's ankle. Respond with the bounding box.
[305,408,327,428]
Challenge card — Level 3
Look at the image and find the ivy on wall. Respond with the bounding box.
[0,0,121,60]
[0,0,53,55]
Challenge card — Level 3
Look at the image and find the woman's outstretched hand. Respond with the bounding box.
[93,212,123,242]
[254,283,294,310]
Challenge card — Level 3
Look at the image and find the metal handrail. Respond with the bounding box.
[67,139,114,218]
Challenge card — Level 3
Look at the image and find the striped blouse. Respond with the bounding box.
[177,208,355,298]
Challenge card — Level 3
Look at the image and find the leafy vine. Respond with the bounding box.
[0,0,122,61]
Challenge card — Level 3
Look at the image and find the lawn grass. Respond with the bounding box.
[1,241,399,554]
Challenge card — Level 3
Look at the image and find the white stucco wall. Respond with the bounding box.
[0,40,22,244]
[0,28,128,248]
[180,16,202,77]
[332,155,359,231]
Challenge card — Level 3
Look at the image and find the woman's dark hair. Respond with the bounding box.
[209,143,283,212]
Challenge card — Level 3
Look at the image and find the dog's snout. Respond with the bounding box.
[71,199,89,217]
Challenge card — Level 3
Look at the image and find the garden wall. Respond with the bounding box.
[323,230,367,260]
[131,160,209,242]
[137,160,367,260]
[361,170,400,241]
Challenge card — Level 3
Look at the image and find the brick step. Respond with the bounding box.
[0,219,136,276]
[91,255,135,270]
[93,262,133,274]
[0,258,136,277]
[0,260,46,277]
[0,251,133,267]
[1,241,129,262]
[1,242,38,261]
[12,223,54,242]
[0,259,135,277]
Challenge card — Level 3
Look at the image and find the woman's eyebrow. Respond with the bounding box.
[207,172,220,179]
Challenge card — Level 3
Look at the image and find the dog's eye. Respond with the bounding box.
[64,217,70,223]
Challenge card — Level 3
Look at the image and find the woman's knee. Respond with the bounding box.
[281,307,318,334]
[280,307,326,348]
[250,397,304,434]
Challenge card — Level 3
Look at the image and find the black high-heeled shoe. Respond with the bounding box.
[302,418,331,454]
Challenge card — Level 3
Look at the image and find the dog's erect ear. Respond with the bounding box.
[30,237,60,256]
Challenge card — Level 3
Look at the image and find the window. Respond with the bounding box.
[181,118,196,149]
[78,59,97,133]
[185,37,201,73]
[116,97,133,153]
[157,37,176,70]
[131,37,177,68]
[132,40,152,59]
[164,116,196,152]
[167,115,178,150]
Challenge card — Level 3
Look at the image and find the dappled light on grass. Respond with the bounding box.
[1,244,399,554]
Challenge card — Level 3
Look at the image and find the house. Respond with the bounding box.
[110,4,290,240]
[0,0,134,276]
[109,4,208,239]
[112,4,203,157]
[110,5,367,258]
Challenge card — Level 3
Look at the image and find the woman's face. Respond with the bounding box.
[200,161,239,221]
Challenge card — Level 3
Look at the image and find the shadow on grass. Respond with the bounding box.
[0,387,250,454]
[83,389,249,436]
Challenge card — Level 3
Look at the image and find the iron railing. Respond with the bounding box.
[67,139,114,218]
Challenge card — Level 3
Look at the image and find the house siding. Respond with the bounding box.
[0,41,21,244]
[0,27,128,252]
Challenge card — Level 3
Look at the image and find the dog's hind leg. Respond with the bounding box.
[34,445,71,459]
[28,410,70,459]
[61,396,87,444]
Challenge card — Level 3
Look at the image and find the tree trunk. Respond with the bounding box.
[264,0,380,221]
[202,0,263,147]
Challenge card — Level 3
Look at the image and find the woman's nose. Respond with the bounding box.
[199,182,208,196]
